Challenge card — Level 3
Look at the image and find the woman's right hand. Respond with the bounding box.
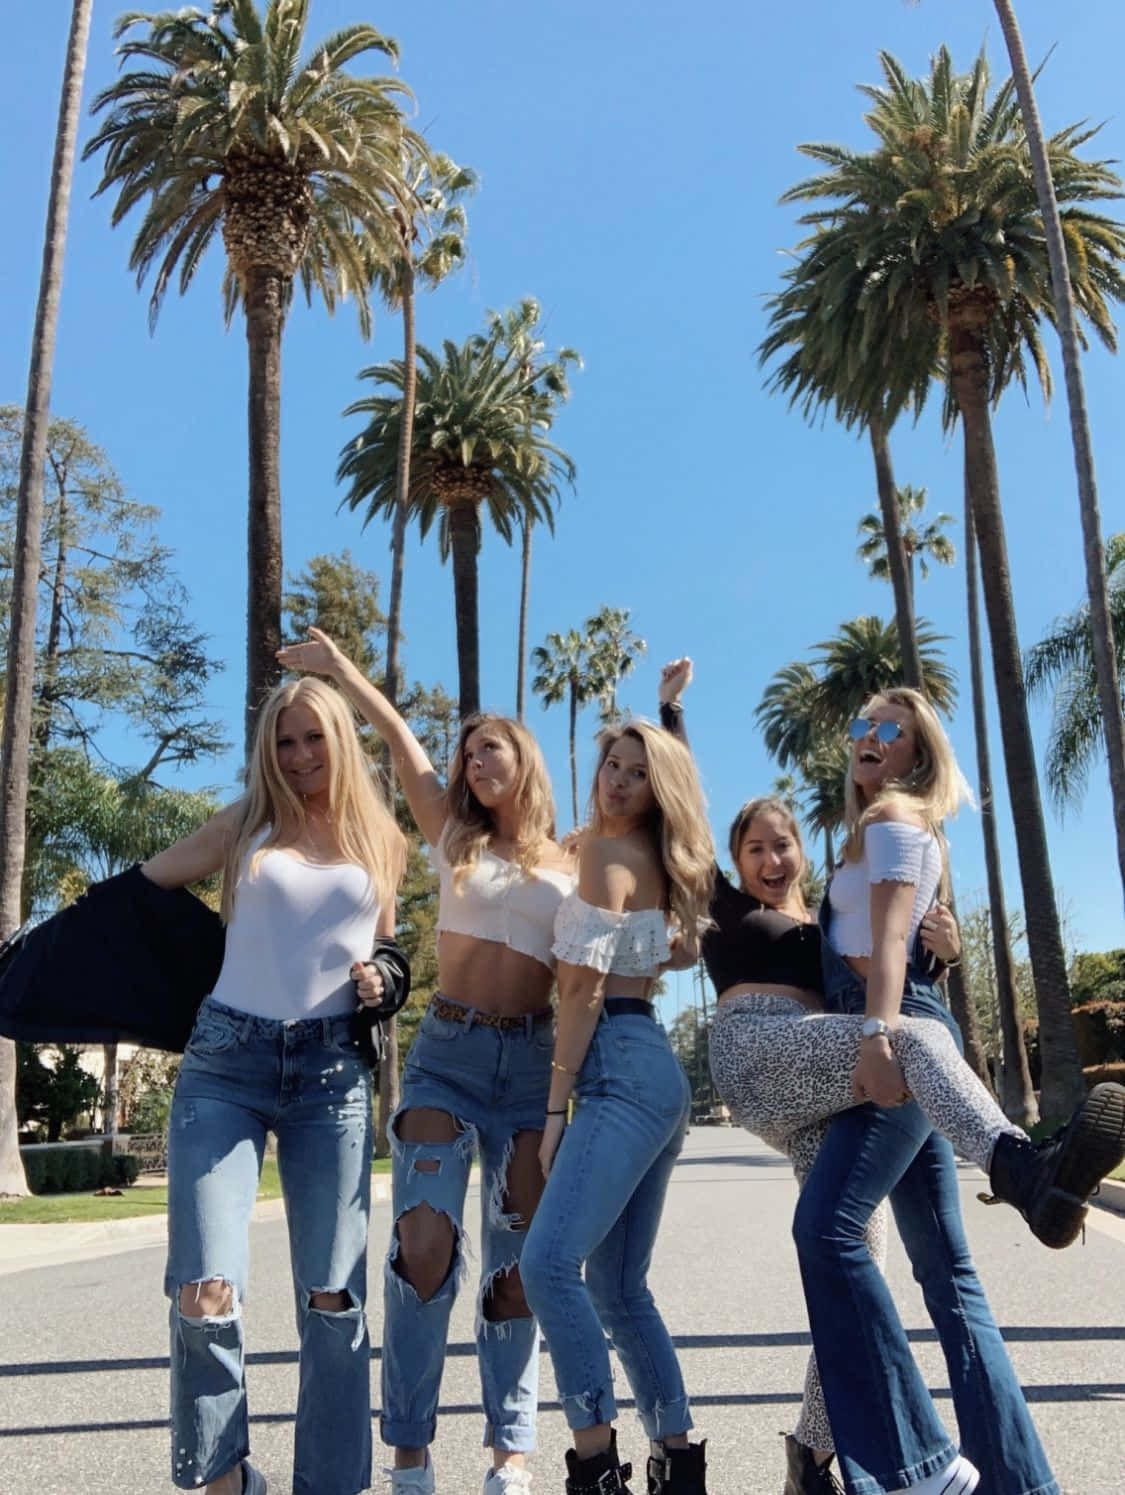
[659,657,693,705]
[276,625,345,677]
[852,1035,910,1108]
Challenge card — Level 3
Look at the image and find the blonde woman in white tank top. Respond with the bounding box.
[141,676,405,1495]
[277,628,575,1495]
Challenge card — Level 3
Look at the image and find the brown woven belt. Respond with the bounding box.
[429,996,553,1031]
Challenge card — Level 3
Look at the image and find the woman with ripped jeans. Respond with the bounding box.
[282,630,575,1495]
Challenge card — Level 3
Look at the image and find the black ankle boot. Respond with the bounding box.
[565,1430,633,1494]
[646,1439,707,1494]
[782,1434,842,1495]
[985,1082,1125,1248]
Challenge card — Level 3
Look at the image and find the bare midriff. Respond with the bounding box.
[599,971,656,1002]
[716,980,824,1015]
[843,954,872,983]
[437,931,555,1014]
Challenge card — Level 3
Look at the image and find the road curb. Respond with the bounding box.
[1094,1176,1125,1216]
[0,1176,391,1277]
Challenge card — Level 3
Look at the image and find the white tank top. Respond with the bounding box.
[209,842,379,1021]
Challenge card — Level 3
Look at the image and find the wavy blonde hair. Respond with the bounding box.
[442,713,556,884]
[842,688,972,892]
[589,719,715,961]
[221,677,406,923]
[727,796,809,917]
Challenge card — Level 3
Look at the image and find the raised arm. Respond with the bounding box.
[276,627,447,846]
[141,802,244,890]
[657,656,692,745]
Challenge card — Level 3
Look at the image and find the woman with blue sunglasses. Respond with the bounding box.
[660,667,1124,1495]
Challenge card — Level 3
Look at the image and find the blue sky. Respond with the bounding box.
[2,1,1123,1021]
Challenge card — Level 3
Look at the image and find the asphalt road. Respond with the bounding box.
[0,1127,1122,1495]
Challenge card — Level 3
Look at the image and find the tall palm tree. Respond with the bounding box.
[991,0,1125,908]
[811,616,957,725]
[483,300,580,721]
[86,0,424,747]
[967,488,1037,1122]
[780,46,1125,1116]
[369,150,474,770]
[0,0,94,1199]
[339,321,576,716]
[586,605,647,723]
[856,484,955,602]
[1025,533,1125,816]
[530,629,606,828]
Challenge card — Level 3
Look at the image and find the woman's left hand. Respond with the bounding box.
[350,961,385,1007]
[539,1113,568,1178]
[919,904,960,964]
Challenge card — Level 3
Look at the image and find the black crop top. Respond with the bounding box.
[701,867,824,996]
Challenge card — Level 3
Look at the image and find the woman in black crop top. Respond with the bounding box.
[657,664,1073,1495]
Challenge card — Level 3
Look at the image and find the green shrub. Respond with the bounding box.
[17,1142,131,1195]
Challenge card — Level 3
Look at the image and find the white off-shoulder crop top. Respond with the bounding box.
[434,829,576,972]
[827,821,942,960]
[552,891,671,977]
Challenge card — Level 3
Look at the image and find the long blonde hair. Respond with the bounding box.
[589,719,715,961]
[221,677,406,923]
[442,713,556,884]
[842,688,972,891]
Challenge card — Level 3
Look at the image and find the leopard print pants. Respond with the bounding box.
[709,992,1022,1453]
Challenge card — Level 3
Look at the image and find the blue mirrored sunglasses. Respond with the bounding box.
[848,717,904,743]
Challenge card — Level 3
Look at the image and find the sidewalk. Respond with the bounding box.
[0,1172,392,1278]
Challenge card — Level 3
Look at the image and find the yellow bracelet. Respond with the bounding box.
[551,1059,575,1075]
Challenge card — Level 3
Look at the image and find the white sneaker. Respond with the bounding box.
[482,1466,533,1493]
[387,1453,436,1494]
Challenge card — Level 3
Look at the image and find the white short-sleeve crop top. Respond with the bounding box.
[552,892,671,978]
[434,828,576,972]
[828,821,943,960]
[209,839,378,1021]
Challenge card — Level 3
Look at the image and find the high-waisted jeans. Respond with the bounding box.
[165,996,373,1495]
[795,958,1058,1495]
[521,1009,693,1440]
[381,996,554,1453]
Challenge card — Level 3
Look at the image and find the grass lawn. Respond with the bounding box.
[1111,1161,1125,1182]
[0,1155,392,1225]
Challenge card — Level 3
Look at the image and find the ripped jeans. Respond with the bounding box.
[521,1010,693,1440]
[381,996,554,1452]
[165,997,372,1495]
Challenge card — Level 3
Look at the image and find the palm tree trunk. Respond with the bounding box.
[0,0,93,1198]
[568,678,579,828]
[516,519,532,721]
[949,318,1084,1120]
[36,472,69,752]
[869,418,923,688]
[243,266,287,752]
[993,0,1125,909]
[965,481,1037,1125]
[822,827,834,879]
[448,501,481,718]
[102,1043,119,1140]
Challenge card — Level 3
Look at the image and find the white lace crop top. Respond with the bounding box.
[827,821,942,960]
[552,892,671,978]
[434,830,576,971]
[210,841,378,1021]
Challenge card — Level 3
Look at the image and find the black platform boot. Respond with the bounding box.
[984,1082,1125,1248]
[646,1439,708,1494]
[782,1434,842,1495]
[565,1430,634,1494]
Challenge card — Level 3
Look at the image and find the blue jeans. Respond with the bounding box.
[166,997,373,1495]
[381,997,553,1452]
[521,1011,693,1440]
[795,960,1057,1495]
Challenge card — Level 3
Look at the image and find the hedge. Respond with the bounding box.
[20,1147,141,1196]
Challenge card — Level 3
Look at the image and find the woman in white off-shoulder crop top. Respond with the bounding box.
[277,628,575,1495]
[520,720,715,1495]
[141,675,406,1495]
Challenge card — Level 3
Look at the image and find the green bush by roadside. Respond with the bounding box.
[20,1146,140,1195]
